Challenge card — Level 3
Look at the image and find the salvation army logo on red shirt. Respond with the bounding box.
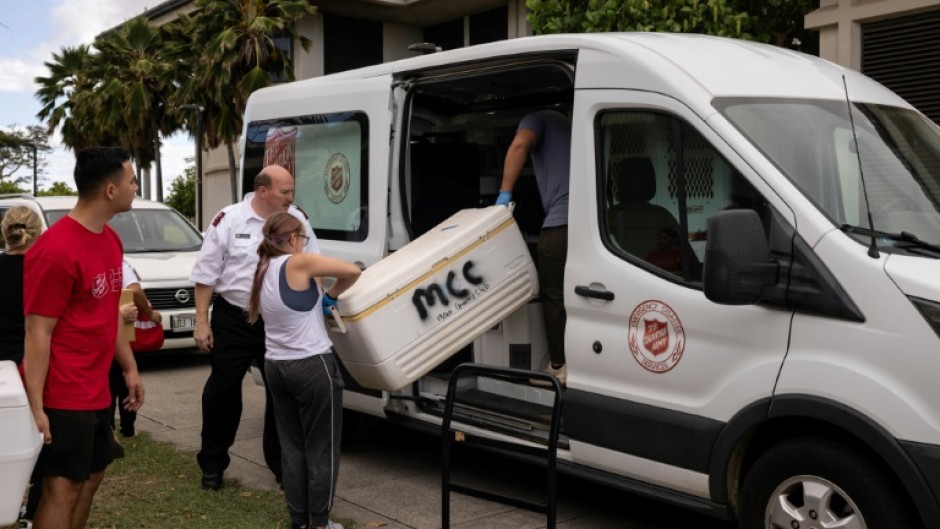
[628,300,685,373]
[92,272,108,299]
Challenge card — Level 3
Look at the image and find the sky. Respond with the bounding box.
[0,0,191,197]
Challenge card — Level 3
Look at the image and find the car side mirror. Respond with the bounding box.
[703,210,779,305]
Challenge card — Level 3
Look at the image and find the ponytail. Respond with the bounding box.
[246,212,304,323]
[1,206,42,252]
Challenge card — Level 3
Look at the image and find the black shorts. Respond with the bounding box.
[34,408,115,481]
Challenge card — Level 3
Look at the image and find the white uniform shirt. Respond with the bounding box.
[190,192,319,310]
[122,259,140,288]
[259,254,332,361]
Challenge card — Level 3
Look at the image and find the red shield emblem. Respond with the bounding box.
[642,318,669,356]
[264,127,298,176]
[331,165,344,191]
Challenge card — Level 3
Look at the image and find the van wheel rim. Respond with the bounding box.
[765,475,866,529]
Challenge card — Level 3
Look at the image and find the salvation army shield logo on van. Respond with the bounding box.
[324,152,351,204]
[629,300,685,373]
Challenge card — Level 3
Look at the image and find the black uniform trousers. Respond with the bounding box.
[196,295,282,481]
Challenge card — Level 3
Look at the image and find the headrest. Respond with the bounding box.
[616,157,656,203]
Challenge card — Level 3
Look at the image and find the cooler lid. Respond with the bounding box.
[339,205,516,315]
[0,361,28,409]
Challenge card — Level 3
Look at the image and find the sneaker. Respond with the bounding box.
[327,521,344,529]
[531,363,566,387]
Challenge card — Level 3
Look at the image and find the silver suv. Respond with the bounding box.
[0,194,203,351]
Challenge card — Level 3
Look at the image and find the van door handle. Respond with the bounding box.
[574,285,614,301]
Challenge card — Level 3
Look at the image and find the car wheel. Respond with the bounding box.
[738,437,919,529]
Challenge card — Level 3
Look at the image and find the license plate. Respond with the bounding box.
[170,313,196,332]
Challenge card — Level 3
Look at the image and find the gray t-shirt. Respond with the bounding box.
[518,110,571,228]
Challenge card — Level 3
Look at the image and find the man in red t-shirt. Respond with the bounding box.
[24,146,145,529]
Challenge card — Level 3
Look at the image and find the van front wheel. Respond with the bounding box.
[738,437,918,529]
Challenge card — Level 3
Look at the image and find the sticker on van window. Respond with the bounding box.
[628,300,685,373]
[324,152,351,204]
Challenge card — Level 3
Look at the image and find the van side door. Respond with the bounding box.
[563,89,795,498]
[242,75,394,267]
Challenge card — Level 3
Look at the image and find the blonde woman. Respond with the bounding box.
[0,206,43,367]
[247,212,360,529]
[1,205,43,526]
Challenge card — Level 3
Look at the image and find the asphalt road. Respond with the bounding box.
[134,351,735,529]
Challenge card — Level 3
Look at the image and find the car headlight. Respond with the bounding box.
[910,296,940,339]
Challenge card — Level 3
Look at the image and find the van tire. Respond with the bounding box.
[738,437,918,529]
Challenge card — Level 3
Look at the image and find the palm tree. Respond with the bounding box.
[92,16,179,201]
[34,44,107,152]
[170,0,316,202]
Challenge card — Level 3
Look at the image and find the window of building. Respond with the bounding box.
[469,6,508,45]
[424,18,463,51]
[324,14,383,75]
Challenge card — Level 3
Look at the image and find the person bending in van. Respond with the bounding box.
[497,109,571,385]
[190,165,317,490]
[247,212,360,529]
[24,146,144,529]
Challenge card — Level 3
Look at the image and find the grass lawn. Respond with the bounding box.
[83,432,356,529]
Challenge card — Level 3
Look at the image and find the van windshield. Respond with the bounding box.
[716,98,940,248]
[45,208,203,253]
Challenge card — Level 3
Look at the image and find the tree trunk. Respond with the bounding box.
[155,136,164,202]
[227,141,237,203]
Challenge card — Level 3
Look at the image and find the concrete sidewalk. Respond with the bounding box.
[134,353,731,529]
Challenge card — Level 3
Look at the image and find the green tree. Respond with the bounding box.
[34,44,109,152]
[526,0,817,52]
[169,0,317,202]
[91,16,179,201]
[165,164,196,220]
[37,181,77,196]
[0,126,51,192]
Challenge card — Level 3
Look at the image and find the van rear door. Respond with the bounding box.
[242,75,394,267]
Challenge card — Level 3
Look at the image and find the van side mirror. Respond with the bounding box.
[703,210,778,305]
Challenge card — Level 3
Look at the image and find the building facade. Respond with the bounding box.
[805,0,940,125]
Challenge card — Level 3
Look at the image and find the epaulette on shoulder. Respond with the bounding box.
[212,211,226,227]
[292,205,309,219]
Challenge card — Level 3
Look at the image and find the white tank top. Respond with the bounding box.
[260,254,333,360]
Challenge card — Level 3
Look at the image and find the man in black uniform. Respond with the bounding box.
[190,165,317,490]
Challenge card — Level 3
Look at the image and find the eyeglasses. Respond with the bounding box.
[293,233,310,244]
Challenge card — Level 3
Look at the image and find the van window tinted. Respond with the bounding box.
[597,111,770,283]
[244,112,369,242]
[718,98,940,246]
[45,208,203,253]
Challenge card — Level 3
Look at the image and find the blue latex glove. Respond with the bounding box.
[495,190,512,207]
[322,292,337,316]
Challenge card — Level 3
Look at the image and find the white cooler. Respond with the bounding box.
[0,360,42,525]
[330,205,538,391]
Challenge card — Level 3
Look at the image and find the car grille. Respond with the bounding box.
[146,287,196,310]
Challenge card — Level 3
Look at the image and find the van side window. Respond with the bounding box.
[597,111,769,283]
[243,112,370,242]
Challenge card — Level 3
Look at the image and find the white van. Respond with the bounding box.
[0,195,203,351]
[240,34,940,528]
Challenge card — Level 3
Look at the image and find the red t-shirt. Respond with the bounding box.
[24,216,123,410]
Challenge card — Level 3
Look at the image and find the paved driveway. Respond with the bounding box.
[135,353,735,529]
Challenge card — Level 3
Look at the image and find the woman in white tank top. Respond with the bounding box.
[247,212,360,529]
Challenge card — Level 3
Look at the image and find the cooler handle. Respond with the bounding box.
[326,305,347,334]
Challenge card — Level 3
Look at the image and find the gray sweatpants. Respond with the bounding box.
[265,352,344,527]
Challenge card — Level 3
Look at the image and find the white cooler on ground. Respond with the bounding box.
[330,205,539,391]
[0,360,42,525]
